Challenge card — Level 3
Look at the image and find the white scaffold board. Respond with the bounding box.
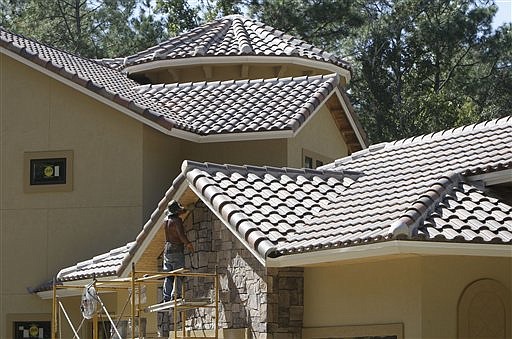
[144,298,212,313]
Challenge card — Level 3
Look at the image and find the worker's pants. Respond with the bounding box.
[163,242,185,302]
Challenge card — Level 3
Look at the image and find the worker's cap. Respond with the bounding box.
[167,200,186,215]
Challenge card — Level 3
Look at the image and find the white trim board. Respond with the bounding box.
[266,240,512,267]
[124,56,351,83]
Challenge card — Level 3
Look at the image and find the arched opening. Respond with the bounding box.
[458,279,511,339]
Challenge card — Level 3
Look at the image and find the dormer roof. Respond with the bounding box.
[1,27,365,145]
[118,15,351,77]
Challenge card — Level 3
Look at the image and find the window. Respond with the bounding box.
[304,156,313,169]
[303,149,332,169]
[24,150,73,192]
[13,321,51,339]
[458,279,510,338]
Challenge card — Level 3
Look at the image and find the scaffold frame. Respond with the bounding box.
[51,263,219,339]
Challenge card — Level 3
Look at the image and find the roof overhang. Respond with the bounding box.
[266,240,512,267]
[124,56,351,84]
[2,47,346,144]
[182,165,268,266]
[333,88,368,149]
[0,47,175,137]
[36,278,122,299]
[466,168,512,186]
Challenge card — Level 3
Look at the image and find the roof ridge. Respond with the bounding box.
[120,15,351,71]
[390,115,512,147]
[324,142,388,168]
[325,115,512,168]
[2,27,84,65]
[181,160,361,183]
[124,18,227,66]
[461,160,512,177]
[389,172,461,238]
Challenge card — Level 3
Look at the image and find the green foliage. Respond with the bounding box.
[248,0,366,52]
[131,0,168,51]
[155,0,199,36]
[348,0,511,142]
[1,0,140,58]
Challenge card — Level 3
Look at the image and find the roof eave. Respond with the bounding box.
[266,240,512,267]
[193,130,294,143]
[182,161,270,266]
[2,47,303,145]
[124,56,351,83]
[465,168,512,186]
[1,47,175,136]
[333,87,368,149]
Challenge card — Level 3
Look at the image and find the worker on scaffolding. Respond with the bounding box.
[163,200,194,302]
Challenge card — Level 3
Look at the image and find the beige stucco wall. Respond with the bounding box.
[303,255,511,339]
[287,105,348,168]
[184,138,288,168]
[142,126,185,221]
[0,54,145,337]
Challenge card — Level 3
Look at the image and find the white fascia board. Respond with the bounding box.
[333,88,367,149]
[2,48,294,145]
[149,123,294,143]
[37,288,83,299]
[124,56,351,82]
[185,180,267,266]
[36,279,93,299]
[36,279,119,299]
[266,241,512,267]
[196,130,293,143]
[118,179,191,278]
[1,47,174,137]
[466,169,512,186]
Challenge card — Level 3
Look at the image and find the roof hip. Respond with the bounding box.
[389,173,461,238]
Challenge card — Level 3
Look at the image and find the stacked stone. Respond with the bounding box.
[182,201,304,338]
[266,268,304,338]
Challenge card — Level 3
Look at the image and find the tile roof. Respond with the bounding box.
[28,173,187,291]
[421,182,512,243]
[42,116,512,286]
[94,57,126,70]
[0,27,177,130]
[57,242,135,281]
[183,116,512,257]
[1,28,358,140]
[121,15,350,71]
[135,74,340,135]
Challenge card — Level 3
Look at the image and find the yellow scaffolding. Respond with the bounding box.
[51,263,219,339]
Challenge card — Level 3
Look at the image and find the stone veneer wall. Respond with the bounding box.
[182,201,304,339]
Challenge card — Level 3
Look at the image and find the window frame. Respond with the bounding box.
[6,314,52,339]
[302,149,333,169]
[24,150,73,193]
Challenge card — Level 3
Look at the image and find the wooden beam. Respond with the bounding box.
[241,64,249,78]
[273,65,288,78]
[202,65,213,80]
[168,69,179,82]
[341,129,356,135]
